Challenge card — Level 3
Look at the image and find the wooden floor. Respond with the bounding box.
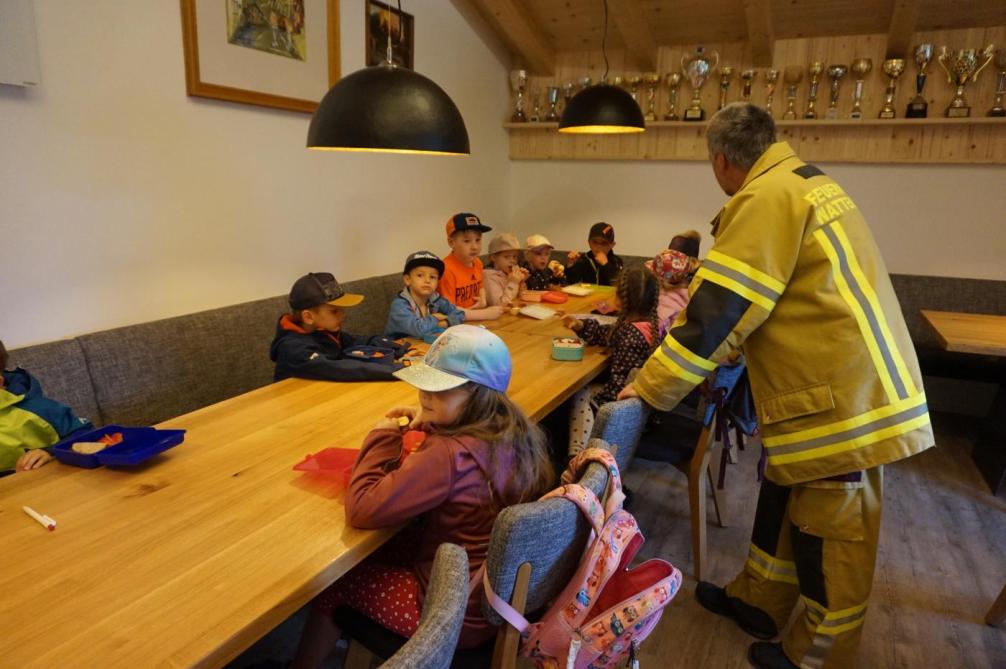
[626,412,1006,668]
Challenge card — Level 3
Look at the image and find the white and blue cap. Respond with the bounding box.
[393,324,511,392]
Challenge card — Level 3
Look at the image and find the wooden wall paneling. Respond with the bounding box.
[462,0,556,74]
[743,0,774,67]
[887,0,920,58]
[608,0,658,71]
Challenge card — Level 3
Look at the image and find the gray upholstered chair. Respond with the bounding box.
[381,543,470,669]
[590,398,650,475]
[482,438,613,669]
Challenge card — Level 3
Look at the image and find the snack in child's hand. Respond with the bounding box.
[509,306,520,316]
[397,416,410,428]
[372,352,385,358]
[72,442,108,455]
[548,260,565,277]
[351,350,366,357]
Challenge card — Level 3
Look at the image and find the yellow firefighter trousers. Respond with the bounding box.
[725,467,883,669]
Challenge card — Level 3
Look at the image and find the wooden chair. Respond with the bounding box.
[339,439,614,669]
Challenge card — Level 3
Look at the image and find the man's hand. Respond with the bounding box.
[617,384,640,401]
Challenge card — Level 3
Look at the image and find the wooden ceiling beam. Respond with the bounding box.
[608,0,657,71]
[459,0,555,75]
[743,0,774,67]
[886,0,919,58]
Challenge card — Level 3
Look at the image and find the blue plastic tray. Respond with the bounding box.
[52,425,186,469]
[344,345,396,363]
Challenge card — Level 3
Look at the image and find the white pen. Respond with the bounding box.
[23,506,56,531]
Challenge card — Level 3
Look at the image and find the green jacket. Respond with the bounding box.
[634,142,934,485]
[1,369,93,470]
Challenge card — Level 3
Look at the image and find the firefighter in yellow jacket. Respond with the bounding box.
[619,103,934,669]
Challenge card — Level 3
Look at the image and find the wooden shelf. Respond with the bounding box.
[506,117,1006,130]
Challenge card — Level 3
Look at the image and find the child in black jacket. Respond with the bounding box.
[565,222,624,286]
[270,272,408,382]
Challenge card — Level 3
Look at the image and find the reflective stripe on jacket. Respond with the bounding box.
[634,142,934,485]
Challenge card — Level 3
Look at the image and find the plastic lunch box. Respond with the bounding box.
[51,425,186,469]
[552,337,585,361]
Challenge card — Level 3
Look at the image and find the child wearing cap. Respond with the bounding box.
[294,325,555,663]
[270,272,408,382]
[523,234,567,291]
[483,233,529,306]
[385,251,467,339]
[0,338,93,474]
[565,222,625,286]
[438,213,505,323]
[648,230,701,335]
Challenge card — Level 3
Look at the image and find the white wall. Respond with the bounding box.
[509,160,1006,281]
[0,0,511,348]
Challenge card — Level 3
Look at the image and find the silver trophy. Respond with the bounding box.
[805,62,824,119]
[764,69,780,117]
[825,64,848,119]
[681,46,720,121]
[906,43,935,117]
[664,72,682,120]
[718,66,735,110]
[545,86,560,121]
[509,69,527,122]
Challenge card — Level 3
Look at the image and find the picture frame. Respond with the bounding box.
[180,0,340,114]
[365,0,413,70]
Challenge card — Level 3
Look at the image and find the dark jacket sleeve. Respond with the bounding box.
[346,429,455,529]
[578,318,613,346]
[564,255,593,284]
[274,336,401,382]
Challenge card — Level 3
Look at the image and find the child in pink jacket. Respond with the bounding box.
[294,325,555,667]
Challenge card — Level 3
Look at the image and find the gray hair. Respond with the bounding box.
[706,103,776,169]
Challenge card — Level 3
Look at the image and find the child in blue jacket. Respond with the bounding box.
[270,273,408,382]
[385,251,466,339]
[1,339,93,473]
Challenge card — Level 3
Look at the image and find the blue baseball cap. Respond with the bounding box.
[393,324,511,392]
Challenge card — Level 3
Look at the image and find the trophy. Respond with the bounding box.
[529,86,542,122]
[664,72,683,120]
[906,44,934,117]
[545,86,560,122]
[561,82,575,115]
[849,58,872,118]
[782,66,803,119]
[509,69,528,122]
[718,66,735,109]
[681,46,720,121]
[740,69,755,102]
[938,45,995,117]
[990,49,1006,117]
[825,65,847,119]
[764,69,780,117]
[578,76,592,92]
[804,62,824,118]
[643,72,661,121]
[627,75,643,106]
[878,59,905,118]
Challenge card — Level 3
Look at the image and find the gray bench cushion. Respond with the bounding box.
[341,274,403,336]
[7,339,101,427]
[79,295,287,425]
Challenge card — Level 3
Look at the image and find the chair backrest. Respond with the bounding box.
[591,398,650,474]
[382,543,469,669]
[482,438,612,626]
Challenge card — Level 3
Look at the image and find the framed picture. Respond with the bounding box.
[180,0,340,114]
[365,0,413,70]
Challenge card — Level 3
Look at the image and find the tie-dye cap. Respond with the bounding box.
[393,324,512,392]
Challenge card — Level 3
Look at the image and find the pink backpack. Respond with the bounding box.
[485,448,682,668]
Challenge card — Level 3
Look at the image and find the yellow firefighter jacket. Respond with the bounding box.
[634,141,934,485]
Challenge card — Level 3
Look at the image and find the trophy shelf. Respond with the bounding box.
[506,118,1006,129]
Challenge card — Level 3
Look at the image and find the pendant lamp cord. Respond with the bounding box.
[601,0,610,81]
[385,0,405,66]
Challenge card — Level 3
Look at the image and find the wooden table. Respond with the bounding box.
[921,310,1006,497]
[920,310,1006,356]
[0,326,608,668]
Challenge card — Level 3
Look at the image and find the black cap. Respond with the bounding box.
[589,222,615,242]
[289,272,364,311]
[446,212,492,236]
[404,251,445,275]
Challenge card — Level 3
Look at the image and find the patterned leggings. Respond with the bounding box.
[568,383,604,457]
[314,559,422,638]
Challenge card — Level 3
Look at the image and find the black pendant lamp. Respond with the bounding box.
[307,3,469,155]
[558,0,644,134]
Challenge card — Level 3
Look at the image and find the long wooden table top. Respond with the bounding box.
[0,319,610,668]
[921,310,1006,357]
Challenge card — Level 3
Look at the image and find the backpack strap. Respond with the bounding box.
[561,447,626,519]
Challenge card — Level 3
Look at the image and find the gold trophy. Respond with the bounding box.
[764,69,780,117]
[681,46,720,121]
[509,69,527,122]
[561,82,575,115]
[740,69,756,102]
[906,44,934,117]
[718,66,735,110]
[849,58,873,119]
[626,75,643,106]
[990,48,1006,117]
[664,72,683,120]
[782,66,803,119]
[545,86,560,122]
[825,65,847,119]
[938,45,995,117]
[804,61,824,118]
[529,85,542,122]
[643,72,661,121]
[878,59,905,119]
